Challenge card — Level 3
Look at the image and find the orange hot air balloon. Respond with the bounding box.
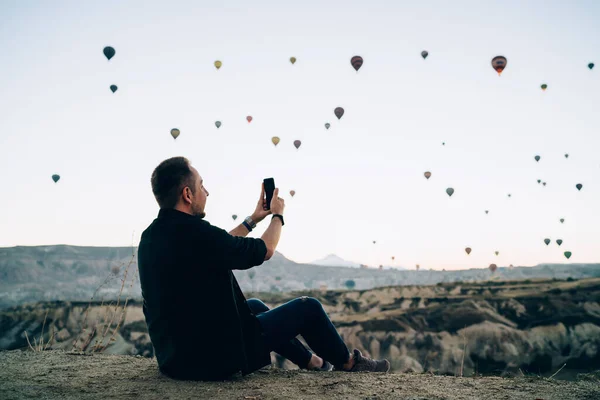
[465,247,472,255]
[246,116,253,123]
[293,140,301,149]
[491,56,507,75]
[424,171,431,180]
[271,136,280,146]
[290,190,296,197]
[489,264,497,273]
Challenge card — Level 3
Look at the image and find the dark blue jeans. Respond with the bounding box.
[247,297,351,369]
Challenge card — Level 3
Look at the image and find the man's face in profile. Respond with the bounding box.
[190,167,209,218]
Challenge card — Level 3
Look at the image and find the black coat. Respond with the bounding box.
[137,208,270,380]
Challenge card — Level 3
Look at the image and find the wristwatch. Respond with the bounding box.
[243,216,257,232]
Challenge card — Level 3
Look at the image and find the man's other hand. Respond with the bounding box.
[251,183,271,223]
[270,188,285,215]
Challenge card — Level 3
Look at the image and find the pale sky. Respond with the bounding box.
[1,0,599,270]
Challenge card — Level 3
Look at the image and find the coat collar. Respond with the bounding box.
[157,208,195,219]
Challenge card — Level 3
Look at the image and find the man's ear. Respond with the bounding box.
[183,187,192,204]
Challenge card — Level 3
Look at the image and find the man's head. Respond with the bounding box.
[151,157,209,217]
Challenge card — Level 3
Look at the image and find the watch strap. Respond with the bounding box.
[272,214,285,226]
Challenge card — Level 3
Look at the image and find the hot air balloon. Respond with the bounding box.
[373,241,376,244]
[271,136,280,146]
[465,247,472,255]
[556,239,563,246]
[421,51,428,59]
[290,190,296,197]
[495,251,499,256]
[424,171,432,180]
[325,123,330,130]
[564,251,572,260]
[215,121,221,129]
[351,56,363,71]
[509,264,514,269]
[334,107,344,120]
[110,85,118,93]
[588,63,594,70]
[542,182,547,186]
[508,194,512,198]
[576,183,583,191]
[560,218,565,224]
[232,214,238,221]
[565,154,569,158]
[293,140,302,149]
[489,264,497,273]
[214,60,222,70]
[446,188,454,197]
[535,155,541,162]
[51,174,60,183]
[485,210,489,214]
[290,57,297,65]
[442,142,446,146]
[170,128,180,140]
[537,179,542,184]
[391,256,395,261]
[544,238,551,245]
[246,116,253,123]
[103,46,115,60]
[491,56,507,75]
[541,84,548,91]
[416,264,420,271]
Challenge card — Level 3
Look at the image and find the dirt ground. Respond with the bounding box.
[0,350,598,400]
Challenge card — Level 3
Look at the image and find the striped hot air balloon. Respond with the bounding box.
[491,56,507,75]
[351,56,363,71]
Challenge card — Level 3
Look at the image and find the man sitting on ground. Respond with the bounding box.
[138,156,390,381]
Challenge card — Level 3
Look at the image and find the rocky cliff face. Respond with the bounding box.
[2,277,599,378]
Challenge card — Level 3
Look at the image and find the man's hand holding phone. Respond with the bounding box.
[269,188,285,216]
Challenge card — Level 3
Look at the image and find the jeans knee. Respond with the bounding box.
[247,298,270,314]
[299,296,324,313]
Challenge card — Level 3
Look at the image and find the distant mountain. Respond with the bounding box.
[310,254,362,268]
[1,245,599,309]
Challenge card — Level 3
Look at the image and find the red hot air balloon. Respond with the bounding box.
[334,107,344,120]
[491,56,507,76]
[293,140,301,149]
[351,56,363,71]
[246,116,253,123]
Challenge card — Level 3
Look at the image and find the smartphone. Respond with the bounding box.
[263,178,275,210]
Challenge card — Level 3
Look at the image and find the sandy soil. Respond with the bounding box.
[0,350,598,400]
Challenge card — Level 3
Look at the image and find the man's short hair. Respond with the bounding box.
[151,157,195,209]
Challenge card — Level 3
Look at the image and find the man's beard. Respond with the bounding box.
[192,203,205,219]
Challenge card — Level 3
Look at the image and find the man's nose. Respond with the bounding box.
[204,188,209,196]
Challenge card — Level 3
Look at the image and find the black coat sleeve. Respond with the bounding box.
[200,221,268,270]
